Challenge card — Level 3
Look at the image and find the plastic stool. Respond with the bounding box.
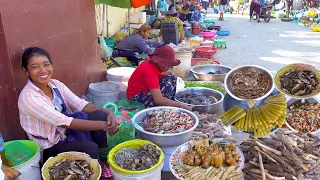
[214,39,227,48]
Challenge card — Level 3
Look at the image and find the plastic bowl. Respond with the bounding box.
[274,63,320,99]
[200,41,214,47]
[106,67,136,82]
[208,25,221,31]
[108,139,165,175]
[4,140,40,169]
[217,30,230,36]
[200,31,217,38]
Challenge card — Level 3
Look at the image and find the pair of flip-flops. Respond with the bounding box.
[101,165,113,179]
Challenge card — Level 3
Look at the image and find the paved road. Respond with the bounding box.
[207,13,320,73]
[162,11,320,180]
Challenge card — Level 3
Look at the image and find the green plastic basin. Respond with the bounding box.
[4,140,40,168]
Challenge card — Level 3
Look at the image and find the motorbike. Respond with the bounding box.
[252,4,274,22]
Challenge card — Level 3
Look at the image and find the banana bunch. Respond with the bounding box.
[219,94,287,137]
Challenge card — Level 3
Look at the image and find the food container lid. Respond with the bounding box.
[5,141,34,166]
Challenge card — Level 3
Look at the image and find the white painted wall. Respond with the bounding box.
[95,5,145,37]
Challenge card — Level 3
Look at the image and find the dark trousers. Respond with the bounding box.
[112,48,139,65]
[42,110,107,162]
[250,1,261,17]
[202,1,209,10]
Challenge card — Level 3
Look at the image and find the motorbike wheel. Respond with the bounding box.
[264,11,271,22]
[252,12,258,20]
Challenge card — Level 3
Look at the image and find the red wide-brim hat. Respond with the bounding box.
[150,45,181,67]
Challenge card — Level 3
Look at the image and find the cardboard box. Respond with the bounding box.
[129,12,146,24]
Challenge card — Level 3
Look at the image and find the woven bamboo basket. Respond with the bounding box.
[41,151,101,180]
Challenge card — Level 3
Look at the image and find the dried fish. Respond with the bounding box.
[114,148,138,166]
[208,70,222,75]
[280,69,318,96]
[191,112,231,140]
[140,109,195,134]
[178,94,218,105]
[49,159,92,180]
[230,68,271,99]
[115,144,161,171]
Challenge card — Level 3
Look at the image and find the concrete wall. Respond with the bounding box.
[0,0,105,140]
[96,5,145,37]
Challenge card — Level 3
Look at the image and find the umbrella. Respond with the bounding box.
[94,0,152,8]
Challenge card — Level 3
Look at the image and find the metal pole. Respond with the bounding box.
[128,8,131,30]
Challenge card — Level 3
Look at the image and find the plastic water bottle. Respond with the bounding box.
[0,133,8,166]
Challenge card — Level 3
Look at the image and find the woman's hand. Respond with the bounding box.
[180,104,193,111]
[105,112,118,136]
[161,71,173,76]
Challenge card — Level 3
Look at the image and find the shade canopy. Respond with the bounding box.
[94,0,152,8]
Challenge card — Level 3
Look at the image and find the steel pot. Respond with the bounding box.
[191,64,232,82]
[175,87,224,114]
[131,106,199,147]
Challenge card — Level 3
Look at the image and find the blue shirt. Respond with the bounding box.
[260,0,265,5]
[116,33,154,54]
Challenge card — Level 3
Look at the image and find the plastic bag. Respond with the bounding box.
[102,100,145,118]
[115,32,129,42]
[107,117,135,151]
[0,157,4,180]
[176,77,185,93]
[100,36,113,57]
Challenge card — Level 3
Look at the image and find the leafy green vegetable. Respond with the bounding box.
[184,81,226,95]
[104,57,133,68]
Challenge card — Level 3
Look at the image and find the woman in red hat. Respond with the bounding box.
[127,45,192,111]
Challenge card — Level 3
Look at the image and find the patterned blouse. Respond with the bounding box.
[161,16,185,41]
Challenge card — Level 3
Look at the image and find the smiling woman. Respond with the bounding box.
[18,47,118,163]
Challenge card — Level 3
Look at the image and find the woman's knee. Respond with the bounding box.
[88,110,107,121]
[160,75,177,84]
[78,141,99,158]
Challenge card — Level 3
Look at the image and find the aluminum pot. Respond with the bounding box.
[191,64,232,82]
[131,106,199,147]
[175,87,224,114]
[224,65,274,101]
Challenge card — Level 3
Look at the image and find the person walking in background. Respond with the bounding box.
[219,0,228,20]
[189,1,197,11]
[237,0,245,15]
[202,0,210,10]
[179,2,191,21]
[158,0,168,12]
[250,0,261,22]
[191,4,203,21]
